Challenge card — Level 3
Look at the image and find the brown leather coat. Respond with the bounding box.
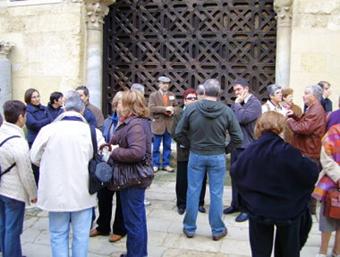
[148,90,177,135]
[287,102,326,160]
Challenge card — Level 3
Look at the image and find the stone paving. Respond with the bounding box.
[18,171,328,257]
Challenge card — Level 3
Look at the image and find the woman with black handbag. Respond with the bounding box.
[106,90,152,257]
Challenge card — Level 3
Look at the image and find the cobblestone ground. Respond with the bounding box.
[16,171,328,257]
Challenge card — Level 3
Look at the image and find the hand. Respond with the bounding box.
[286,109,294,117]
[235,92,247,104]
[165,106,174,115]
[101,146,112,162]
[31,198,37,203]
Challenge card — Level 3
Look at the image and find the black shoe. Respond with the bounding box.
[235,212,249,222]
[198,206,206,213]
[183,228,194,238]
[120,254,127,257]
[212,228,228,241]
[177,207,185,215]
[223,206,238,215]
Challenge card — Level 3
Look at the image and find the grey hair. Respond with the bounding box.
[305,85,323,102]
[203,79,221,97]
[196,84,205,96]
[266,84,282,96]
[64,90,85,113]
[131,83,145,94]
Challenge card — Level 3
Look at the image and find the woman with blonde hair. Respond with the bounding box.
[231,111,319,257]
[107,90,152,257]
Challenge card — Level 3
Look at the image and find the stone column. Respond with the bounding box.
[274,0,293,87]
[0,41,14,114]
[85,0,114,108]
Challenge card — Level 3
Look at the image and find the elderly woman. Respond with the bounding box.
[171,88,207,215]
[231,111,319,257]
[262,84,287,115]
[107,90,152,257]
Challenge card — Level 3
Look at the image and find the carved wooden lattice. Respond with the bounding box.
[103,0,276,113]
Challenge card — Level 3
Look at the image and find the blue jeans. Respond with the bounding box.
[49,208,92,257]
[152,130,172,167]
[120,187,147,257]
[0,195,25,257]
[183,152,226,236]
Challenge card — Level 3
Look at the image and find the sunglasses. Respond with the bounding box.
[185,97,197,100]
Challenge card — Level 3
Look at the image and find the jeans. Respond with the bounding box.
[0,195,25,257]
[49,208,92,257]
[183,152,226,236]
[120,187,147,257]
[152,130,172,167]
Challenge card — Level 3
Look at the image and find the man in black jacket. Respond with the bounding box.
[175,79,243,240]
[223,79,262,222]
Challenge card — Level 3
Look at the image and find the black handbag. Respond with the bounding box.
[88,125,113,194]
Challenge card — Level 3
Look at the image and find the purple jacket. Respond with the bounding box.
[109,116,152,164]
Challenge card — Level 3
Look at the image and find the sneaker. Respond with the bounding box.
[183,228,194,238]
[153,166,159,173]
[163,165,174,172]
[177,207,185,215]
[212,228,228,241]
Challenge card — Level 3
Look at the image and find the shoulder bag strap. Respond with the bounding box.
[0,135,20,177]
[89,125,97,159]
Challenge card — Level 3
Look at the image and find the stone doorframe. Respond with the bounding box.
[85,0,293,107]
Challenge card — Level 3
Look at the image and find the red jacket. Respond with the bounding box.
[287,102,326,160]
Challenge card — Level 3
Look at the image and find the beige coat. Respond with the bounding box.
[30,111,105,212]
[0,122,37,204]
[148,90,177,135]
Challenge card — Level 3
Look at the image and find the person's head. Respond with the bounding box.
[203,79,220,98]
[281,88,294,105]
[255,111,286,139]
[303,84,323,107]
[111,91,123,112]
[131,83,145,95]
[24,88,40,106]
[266,84,282,104]
[75,86,90,104]
[158,76,171,93]
[318,81,331,98]
[182,88,197,106]
[117,90,149,118]
[3,100,27,128]
[196,84,205,100]
[63,90,85,113]
[49,91,64,108]
[232,78,249,98]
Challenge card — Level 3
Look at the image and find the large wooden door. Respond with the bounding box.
[103,0,276,113]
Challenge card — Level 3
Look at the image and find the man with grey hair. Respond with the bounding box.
[30,90,105,257]
[175,78,243,241]
[287,84,326,214]
[196,84,205,100]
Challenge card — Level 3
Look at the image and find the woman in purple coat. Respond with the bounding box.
[107,90,152,257]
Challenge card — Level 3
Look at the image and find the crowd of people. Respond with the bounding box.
[0,77,338,257]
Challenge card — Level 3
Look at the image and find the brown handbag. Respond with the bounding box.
[324,187,340,219]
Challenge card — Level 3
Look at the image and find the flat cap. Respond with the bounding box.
[158,76,171,83]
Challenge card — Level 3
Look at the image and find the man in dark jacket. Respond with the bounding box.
[47,91,64,121]
[175,79,243,240]
[223,79,262,222]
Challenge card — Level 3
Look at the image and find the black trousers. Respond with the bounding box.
[176,161,207,209]
[96,187,126,236]
[229,148,245,210]
[248,212,310,257]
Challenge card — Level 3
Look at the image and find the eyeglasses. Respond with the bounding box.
[185,97,197,101]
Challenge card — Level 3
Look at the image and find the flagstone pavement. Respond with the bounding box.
[17,171,327,257]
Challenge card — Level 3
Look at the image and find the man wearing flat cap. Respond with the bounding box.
[148,76,177,172]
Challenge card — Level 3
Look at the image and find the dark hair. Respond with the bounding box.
[182,88,196,99]
[231,78,249,88]
[318,81,331,89]
[75,85,89,97]
[3,100,26,124]
[49,91,63,104]
[24,88,39,104]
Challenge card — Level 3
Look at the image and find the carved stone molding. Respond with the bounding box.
[0,41,14,58]
[274,0,293,27]
[85,0,115,30]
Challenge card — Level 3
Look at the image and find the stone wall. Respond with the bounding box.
[290,0,340,108]
[0,0,86,104]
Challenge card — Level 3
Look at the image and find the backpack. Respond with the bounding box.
[0,135,20,181]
